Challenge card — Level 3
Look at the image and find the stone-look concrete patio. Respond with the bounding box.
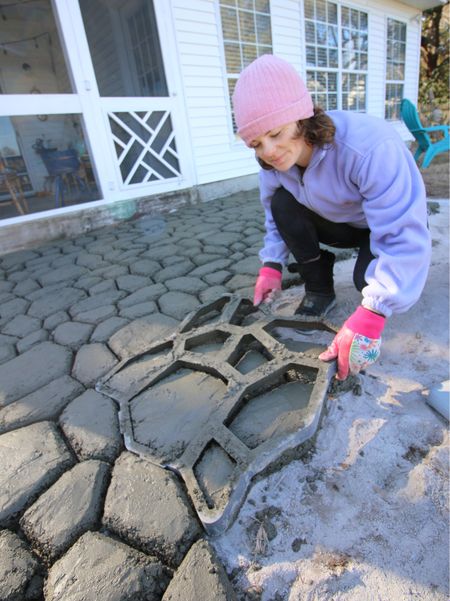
[0,190,334,601]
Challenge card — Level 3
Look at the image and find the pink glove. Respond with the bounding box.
[319,306,385,380]
[253,266,282,306]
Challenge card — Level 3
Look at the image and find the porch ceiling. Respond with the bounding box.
[398,0,447,11]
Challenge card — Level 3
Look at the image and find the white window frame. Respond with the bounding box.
[385,16,407,121]
[304,0,369,112]
[217,0,273,132]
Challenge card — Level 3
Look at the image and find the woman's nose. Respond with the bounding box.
[260,139,276,160]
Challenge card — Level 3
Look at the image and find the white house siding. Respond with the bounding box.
[171,0,422,188]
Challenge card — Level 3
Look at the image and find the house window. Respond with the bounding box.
[305,0,368,112]
[219,0,272,130]
[385,18,406,120]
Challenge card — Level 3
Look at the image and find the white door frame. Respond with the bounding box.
[0,0,195,225]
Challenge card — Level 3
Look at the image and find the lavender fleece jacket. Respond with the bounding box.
[258,110,432,318]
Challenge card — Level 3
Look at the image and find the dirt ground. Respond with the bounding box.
[416,148,450,198]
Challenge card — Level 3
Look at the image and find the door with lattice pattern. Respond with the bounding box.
[79,0,191,194]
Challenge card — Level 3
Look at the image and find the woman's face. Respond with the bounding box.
[249,121,313,170]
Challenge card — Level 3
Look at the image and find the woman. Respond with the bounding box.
[232,54,431,380]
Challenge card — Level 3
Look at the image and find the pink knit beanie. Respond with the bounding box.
[232,54,314,146]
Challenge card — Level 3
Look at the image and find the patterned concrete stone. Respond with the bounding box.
[44,531,170,601]
[0,279,14,292]
[117,283,167,308]
[108,313,178,359]
[20,460,110,561]
[53,321,94,349]
[90,316,129,343]
[37,265,87,287]
[27,287,86,319]
[152,260,195,283]
[71,343,118,388]
[204,270,232,286]
[43,311,70,331]
[190,253,224,266]
[0,375,84,434]
[0,422,74,526]
[0,249,39,269]
[116,274,150,292]
[91,264,129,279]
[118,301,157,319]
[165,276,208,294]
[189,258,232,277]
[129,258,161,276]
[16,329,49,353]
[1,314,41,338]
[223,273,255,291]
[161,540,237,601]
[76,252,109,270]
[230,256,261,275]
[0,341,16,365]
[158,291,199,321]
[69,290,126,317]
[103,452,202,567]
[0,297,30,325]
[199,285,229,303]
[74,304,118,324]
[0,342,73,408]
[88,279,118,295]
[59,390,122,462]
[0,529,41,601]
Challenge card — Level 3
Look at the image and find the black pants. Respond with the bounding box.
[271,187,374,291]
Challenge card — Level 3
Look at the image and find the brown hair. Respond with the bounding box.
[257,106,336,170]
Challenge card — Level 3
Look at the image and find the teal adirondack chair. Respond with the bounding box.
[400,98,449,168]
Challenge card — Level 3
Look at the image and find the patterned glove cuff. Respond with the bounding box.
[346,306,385,339]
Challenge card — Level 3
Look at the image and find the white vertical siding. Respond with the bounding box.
[172,0,422,186]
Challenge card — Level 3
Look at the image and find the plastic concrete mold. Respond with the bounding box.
[97,294,337,535]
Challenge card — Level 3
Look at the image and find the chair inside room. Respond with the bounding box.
[0,158,29,216]
[39,148,89,208]
[400,98,450,169]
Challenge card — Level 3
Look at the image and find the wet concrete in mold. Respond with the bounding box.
[97,294,336,534]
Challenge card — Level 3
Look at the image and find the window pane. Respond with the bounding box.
[385,83,403,120]
[317,23,327,44]
[360,12,368,31]
[328,25,338,47]
[221,7,239,39]
[0,0,72,95]
[329,48,338,67]
[341,7,350,27]
[257,44,272,57]
[256,14,272,45]
[80,0,167,97]
[305,21,316,44]
[224,43,242,73]
[255,0,270,12]
[238,0,254,9]
[316,0,327,22]
[328,2,338,25]
[242,44,257,67]
[318,47,328,67]
[306,46,317,66]
[305,0,315,20]
[0,114,99,220]
[239,10,256,42]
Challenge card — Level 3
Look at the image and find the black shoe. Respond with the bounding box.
[295,292,336,317]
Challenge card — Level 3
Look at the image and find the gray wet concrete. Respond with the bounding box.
[0,190,327,600]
